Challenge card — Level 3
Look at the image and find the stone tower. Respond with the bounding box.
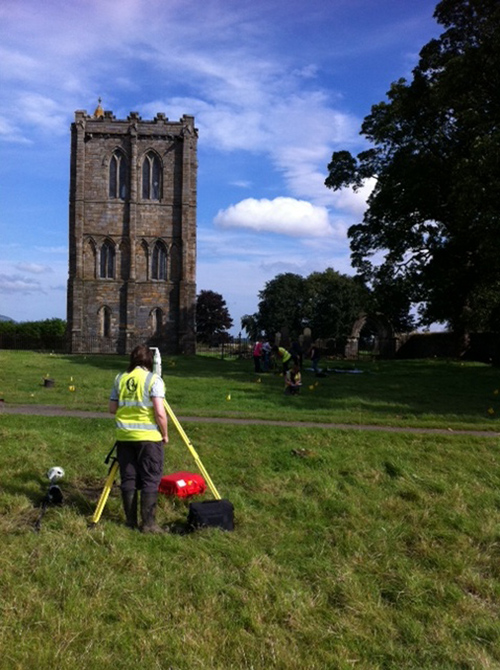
[66,102,197,355]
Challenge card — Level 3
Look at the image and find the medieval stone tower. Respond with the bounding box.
[66,102,197,355]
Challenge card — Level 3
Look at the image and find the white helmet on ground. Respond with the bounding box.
[47,466,65,482]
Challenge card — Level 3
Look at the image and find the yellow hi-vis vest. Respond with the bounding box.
[279,347,292,363]
[115,368,162,441]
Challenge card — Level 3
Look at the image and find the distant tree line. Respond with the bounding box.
[0,318,67,350]
[240,268,410,343]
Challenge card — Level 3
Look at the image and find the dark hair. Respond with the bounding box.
[127,344,153,372]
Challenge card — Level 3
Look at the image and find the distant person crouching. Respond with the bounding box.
[284,364,302,395]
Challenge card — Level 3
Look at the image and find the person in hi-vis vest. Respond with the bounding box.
[109,344,168,533]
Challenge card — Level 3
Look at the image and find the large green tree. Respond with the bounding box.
[325,0,500,332]
[255,273,308,339]
[249,268,372,341]
[195,290,233,343]
[306,268,369,340]
[240,314,260,341]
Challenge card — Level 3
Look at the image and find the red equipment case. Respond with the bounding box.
[158,472,206,498]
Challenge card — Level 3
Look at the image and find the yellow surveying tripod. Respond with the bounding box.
[91,399,221,525]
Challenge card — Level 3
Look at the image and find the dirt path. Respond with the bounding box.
[2,403,499,438]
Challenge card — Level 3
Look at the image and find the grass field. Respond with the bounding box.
[2,350,500,430]
[1,352,500,669]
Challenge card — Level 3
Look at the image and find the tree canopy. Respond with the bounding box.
[195,290,233,344]
[243,269,371,341]
[306,268,370,340]
[0,318,66,349]
[325,0,500,332]
[255,273,308,339]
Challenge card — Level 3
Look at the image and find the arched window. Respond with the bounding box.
[100,240,115,279]
[153,308,163,336]
[109,151,127,199]
[152,241,167,280]
[83,238,97,279]
[142,151,162,200]
[99,306,112,337]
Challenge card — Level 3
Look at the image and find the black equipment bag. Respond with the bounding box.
[187,499,234,531]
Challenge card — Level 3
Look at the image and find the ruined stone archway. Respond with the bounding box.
[345,313,398,359]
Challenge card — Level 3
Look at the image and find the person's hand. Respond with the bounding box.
[162,435,169,444]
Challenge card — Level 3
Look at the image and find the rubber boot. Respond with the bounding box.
[121,490,138,529]
[140,492,164,534]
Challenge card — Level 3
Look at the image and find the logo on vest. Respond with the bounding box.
[126,378,138,393]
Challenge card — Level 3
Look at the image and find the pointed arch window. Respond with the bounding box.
[153,308,163,336]
[100,240,115,279]
[142,152,162,200]
[152,241,167,280]
[109,151,127,199]
[99,306,112,337]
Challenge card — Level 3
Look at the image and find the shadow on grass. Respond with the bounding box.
[3,468,119,527]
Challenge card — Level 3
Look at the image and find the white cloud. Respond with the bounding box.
[34,246,68,254]
[214,197,333,237]
[328,178,377,216]
[230,180,252,189]
[0,116,32,144]
[16,262,52,274]
[0,273,44,294]
[292,64,319,80]
[17,93,69,135]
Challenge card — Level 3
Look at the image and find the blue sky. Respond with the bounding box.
[0,0,441,333]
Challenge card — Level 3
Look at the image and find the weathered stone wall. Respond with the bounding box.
[396,331,500,363]
[67,109,197,354]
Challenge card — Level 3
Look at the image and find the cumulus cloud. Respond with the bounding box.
[214,197,333,237]
[328,178,377,216]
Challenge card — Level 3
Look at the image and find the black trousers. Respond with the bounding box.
[117,440,164,494]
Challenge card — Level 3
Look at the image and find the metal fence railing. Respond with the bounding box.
[195,338,252,359]
[0,334,67,352]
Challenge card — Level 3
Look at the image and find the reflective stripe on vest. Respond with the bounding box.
[115,368,162,441]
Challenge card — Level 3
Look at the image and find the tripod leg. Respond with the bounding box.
[91,460,119,525]
[33,501,48,533]
[163,399,222,500]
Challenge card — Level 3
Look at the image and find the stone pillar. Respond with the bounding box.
[345,337,359,360]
